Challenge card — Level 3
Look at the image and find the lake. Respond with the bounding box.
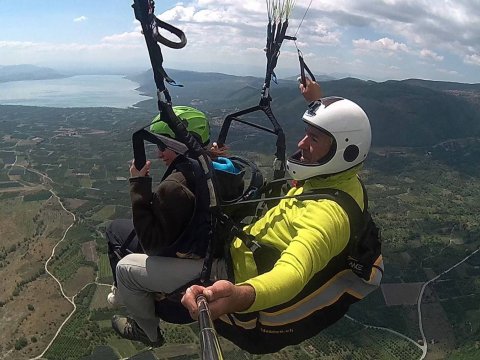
[0,75,152,108]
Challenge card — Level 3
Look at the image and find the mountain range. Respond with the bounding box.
[0,64,66,83]
[128,69,480,148]
[2,64,479,148]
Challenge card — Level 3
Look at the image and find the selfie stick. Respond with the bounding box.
[196,295,224,360]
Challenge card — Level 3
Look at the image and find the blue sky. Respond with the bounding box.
[1,0,479,82]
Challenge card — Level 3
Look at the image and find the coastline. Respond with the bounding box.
[0,75,151,109]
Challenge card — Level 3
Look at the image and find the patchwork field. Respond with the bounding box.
[2,103,480,359]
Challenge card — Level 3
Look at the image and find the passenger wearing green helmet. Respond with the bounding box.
[107,106,243,346]
[142,106,211,167]
[106,106,212,344]
[150,106,211,147]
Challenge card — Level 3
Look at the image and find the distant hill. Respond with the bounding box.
[127,69,262,98]
[284,74,337,82]
[129,69,480,148]
[402,78,480,92]
[0,64,66,83]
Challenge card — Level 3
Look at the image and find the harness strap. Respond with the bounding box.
[298,49,317,87]
[132,0,186,103]
[302,184,381,281]
[114,228,137,260]
[303,188,365,239]
[152,17,187,50]
[161,155,197,192]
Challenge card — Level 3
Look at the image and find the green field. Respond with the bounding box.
[2,102,480,359]
[98,253,113,284]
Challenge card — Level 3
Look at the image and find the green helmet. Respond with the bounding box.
[150,106,210,146]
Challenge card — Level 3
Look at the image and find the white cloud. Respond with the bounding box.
[161,6,196,22]
[102,32,142,44]
[311,23,341,45]
[0,40,141,52]
[420,49,443,62]
[3,0,480,81]
[0,40,36,49]
[436,68,459,76]
[464,54,480,66]
[0,40,145,70]
[101,1,480,80]
[73,16,88,23]
[353,37,409,54]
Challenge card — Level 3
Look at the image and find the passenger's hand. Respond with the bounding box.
[181,280,256,320]
[211,142,220,152]
[299,78,322,103]
[209,142,229,158]
[129,160,151,178]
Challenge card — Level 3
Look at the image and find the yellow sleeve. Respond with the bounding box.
[240,200,351,312]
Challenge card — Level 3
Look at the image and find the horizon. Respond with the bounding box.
[1,1,480,83]
[3,64,480,86]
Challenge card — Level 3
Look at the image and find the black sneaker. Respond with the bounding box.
[111,315,165,347]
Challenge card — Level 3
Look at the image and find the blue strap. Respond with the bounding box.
[212,157,240,174]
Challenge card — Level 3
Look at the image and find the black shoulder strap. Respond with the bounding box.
[161,155,196,193]
[303,187,367,242]
[305,182,382,281]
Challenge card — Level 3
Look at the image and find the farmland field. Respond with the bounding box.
[2,82,480,359]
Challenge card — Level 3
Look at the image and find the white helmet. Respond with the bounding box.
[286,97,371,180]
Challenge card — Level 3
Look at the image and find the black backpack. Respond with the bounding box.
[305,183,382,281]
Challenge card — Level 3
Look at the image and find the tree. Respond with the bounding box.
[15,337,28,350]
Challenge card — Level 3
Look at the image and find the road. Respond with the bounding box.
[8,165,78,360]
[5,163,114,360]
[417,247,480,360]
[349,244,480,360]
[18,165,117,360]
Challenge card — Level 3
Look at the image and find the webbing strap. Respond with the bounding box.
[132,0,186,103]
[304,188,365,238]
[298,49,317,88]
[114,229,137,260]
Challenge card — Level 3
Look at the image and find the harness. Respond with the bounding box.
[224,178,382,282]
[131,0,186,103]
[157,156,211,258]
[155,155,266,260]
[110,155,212,260]
[213,180,383,354]
[304,183,382,281]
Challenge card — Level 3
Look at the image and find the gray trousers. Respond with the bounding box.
[116,253,227,341]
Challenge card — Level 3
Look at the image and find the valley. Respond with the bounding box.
[1,73,480,359]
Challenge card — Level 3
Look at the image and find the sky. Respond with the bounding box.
[0,0,479,83]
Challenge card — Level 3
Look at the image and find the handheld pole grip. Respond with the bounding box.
[196,295,224,360]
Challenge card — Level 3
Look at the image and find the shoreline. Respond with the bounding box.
[0,74,151,109]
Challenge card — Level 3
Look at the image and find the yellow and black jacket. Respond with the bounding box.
[216,166,383,353]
